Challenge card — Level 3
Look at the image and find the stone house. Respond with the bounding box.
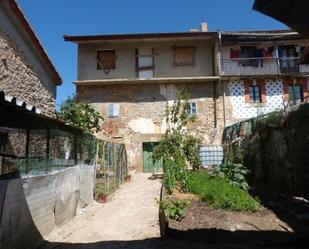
[65,26,309,173]
[65,24,223,172]
[0,0,62,117]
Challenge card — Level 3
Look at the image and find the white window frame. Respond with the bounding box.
[108,103,120,118]
[188,100,198,116]
[136,48,154,79]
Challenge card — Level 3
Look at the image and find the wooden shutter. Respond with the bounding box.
[108,103,119,117]
[174,47,196,66]
[97,50,116,69]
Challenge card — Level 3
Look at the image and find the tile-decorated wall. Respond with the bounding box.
[228,80,284,119]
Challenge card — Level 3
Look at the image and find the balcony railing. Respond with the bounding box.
[221,57,309,76]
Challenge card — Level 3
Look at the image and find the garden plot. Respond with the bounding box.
[164,171,309,248]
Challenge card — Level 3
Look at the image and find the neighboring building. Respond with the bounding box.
[65,24,223,172]
[219,30,309,125]
[0,0,62,117]
[65,26,309,173]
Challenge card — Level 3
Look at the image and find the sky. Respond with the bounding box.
[18,0,287,109]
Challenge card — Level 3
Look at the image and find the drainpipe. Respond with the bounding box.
[213,81,217,129]
[218,31,227,127]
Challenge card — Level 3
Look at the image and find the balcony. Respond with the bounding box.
[221,57,309,76]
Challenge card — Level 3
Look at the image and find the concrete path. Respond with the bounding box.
[42,173,162,248]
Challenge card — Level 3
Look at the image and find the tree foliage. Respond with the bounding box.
[153,87,201,193]
[57,96,104,133]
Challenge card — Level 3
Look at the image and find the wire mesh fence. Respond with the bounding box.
[0,127,99,176]
[94,141,128,196]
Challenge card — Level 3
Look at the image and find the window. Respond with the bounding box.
[288,84,303,105]
[136,48,154,78]
[108,103,119,117]
[187,101,198,116]
[249,85,261,103]
[279,46,298,74]
[97,50,116,70]
[173,46,196,66]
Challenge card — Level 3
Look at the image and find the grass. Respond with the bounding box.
[187,170,260,212]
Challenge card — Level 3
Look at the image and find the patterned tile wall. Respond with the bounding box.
[228,80,284,119]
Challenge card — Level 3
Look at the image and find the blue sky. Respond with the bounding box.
[18,0,287,109]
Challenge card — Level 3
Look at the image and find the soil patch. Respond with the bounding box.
[168,197,309,248]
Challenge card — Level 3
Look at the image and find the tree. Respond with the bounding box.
[57,96,104,133]
[153,87,201,193]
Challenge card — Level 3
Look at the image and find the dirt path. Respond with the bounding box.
[42,173,161,248]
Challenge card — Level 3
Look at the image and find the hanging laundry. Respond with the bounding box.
[263,47,274,58]
[256,49,264,67]
[230,48,240,60]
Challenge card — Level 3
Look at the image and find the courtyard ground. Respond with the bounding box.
[39,173,309,249]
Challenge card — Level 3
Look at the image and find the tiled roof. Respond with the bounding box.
[64,31,217,42]
[2,0,62,85]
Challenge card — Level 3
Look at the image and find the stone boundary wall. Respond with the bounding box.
[0,165,95,249]
[227,104,309,198]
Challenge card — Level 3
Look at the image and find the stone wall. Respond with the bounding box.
[0,29,56,117]
[78,82,225,172]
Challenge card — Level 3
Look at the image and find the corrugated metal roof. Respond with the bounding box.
[220,29,294,34]
[0,91,41,114]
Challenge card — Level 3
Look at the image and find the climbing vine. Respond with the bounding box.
[153,87,201,193]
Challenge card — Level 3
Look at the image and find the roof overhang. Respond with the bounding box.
[253,0,309,37]
[64,32,217,44]
[0,0,62,85]
[74,76,219,86]
[221,30,304,44]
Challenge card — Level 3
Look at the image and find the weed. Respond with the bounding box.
[211,159,249,190]
[188,171,260,212]
[160,199,190,221]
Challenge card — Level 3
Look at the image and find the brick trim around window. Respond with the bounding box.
[244,79,266,103]
[283,78,308,103]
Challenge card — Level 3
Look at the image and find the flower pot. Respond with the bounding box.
[125,175,132,182]
[97,195,107,203]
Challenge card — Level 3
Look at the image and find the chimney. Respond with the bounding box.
[200,21,208,32]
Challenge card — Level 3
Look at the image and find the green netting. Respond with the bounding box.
[94,141,128,196]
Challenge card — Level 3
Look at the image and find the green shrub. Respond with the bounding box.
[188,171,260,212]
[163,159,189,194]
[94,184,109,196]
[211,160,249,190]
[160,199,190,221]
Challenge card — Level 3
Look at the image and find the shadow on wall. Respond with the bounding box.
[0,174,44,249]
[77,83,215,103]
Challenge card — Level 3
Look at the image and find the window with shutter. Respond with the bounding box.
[108,103,119,117]
[173,47,196,66]
[288,84,303,105]
[97,50,116,70]
[249,85,262,103]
